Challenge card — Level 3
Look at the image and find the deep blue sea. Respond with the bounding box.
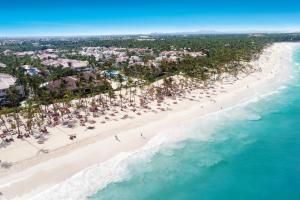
[85,47,300,200]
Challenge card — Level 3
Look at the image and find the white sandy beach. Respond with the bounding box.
[0,43,298,200]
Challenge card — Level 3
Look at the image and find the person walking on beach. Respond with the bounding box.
[115,135,121,142]
[141,132,146,139]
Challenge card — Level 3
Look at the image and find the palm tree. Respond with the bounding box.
[0,108,12,140]
[28,75,43,101]
[23,99,36,135]
[108,89,115,106]
[127,77,134,105]
[117,74,124,108]
[6,85,22,138]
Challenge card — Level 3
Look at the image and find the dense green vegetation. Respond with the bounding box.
[0,33,299,105]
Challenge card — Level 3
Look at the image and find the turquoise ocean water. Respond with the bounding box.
[87,47,300,200]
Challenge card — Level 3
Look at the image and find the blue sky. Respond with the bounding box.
[0,0,300,36]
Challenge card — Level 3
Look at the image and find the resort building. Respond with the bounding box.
[14,51,35,57]
[102,70,120,79]
[35,53,58,60]
[70,60,92,72]
[0,73,25,105]
[0,62,6,68]
[45,72,102,94]
[42,58,91,72]
[20,65,41,76]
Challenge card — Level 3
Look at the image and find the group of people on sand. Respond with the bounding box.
[69,135,77,140]
[114,132,146,142]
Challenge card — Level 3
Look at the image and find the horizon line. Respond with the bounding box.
[1,30,300,39]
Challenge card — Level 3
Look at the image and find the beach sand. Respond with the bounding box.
[0,43,298,200]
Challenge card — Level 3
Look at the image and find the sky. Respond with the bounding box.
[0,0,300,36]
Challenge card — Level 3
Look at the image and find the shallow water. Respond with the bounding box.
[87,48,300,200]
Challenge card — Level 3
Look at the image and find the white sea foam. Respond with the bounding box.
[278,85,287,90]
[16,127,193,200]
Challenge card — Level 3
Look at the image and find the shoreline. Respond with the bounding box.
[0,42,298,199]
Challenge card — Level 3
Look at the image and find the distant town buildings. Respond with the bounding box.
[79,47,204,67]
[160,50,205,58]
[14,49,59,60]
